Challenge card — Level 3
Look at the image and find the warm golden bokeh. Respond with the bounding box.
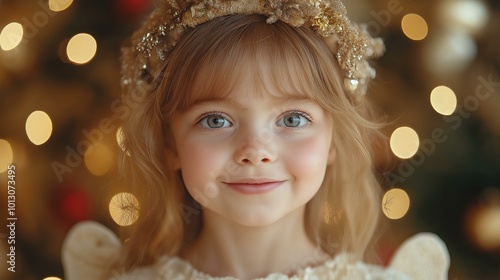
[84,142,114,176]
[390,126,420,159]
[430,86,457,116]
[0,22,23,51]
[116,126,126,151]
[0,139,13,173]
[402,13,429,41]
[109,192,140,226]
[49,0,73,12]
[25,111,53,145]
[66,33,97,65]
[382,188,411,220]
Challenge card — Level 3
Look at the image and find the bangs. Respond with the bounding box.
[161,14,343,117]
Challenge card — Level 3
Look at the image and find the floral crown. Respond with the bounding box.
[121,0,385,96]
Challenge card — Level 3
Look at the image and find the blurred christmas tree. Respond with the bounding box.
[0,0,499,279]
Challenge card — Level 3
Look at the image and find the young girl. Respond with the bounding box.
[62,0,450,279]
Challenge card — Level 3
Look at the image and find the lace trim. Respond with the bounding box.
[152,254,411,279]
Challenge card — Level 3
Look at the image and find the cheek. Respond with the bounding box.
[178,139,228,186]
[284,134,330,182]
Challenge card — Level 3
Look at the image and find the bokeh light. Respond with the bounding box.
[471,205,500,250]
[25,111,53,145]
[466,189,500,251]
[109,192,140,226]
[430,86,457,116]
[390,126,420,159]
[424,31,477,77]
[66,33,97,65]
[0,22,23,51]
[116,126,126,152]
[43,277,62,280]
[439,0,489,34]
[49,0,73,12]
[382,188,410,220]
[0,139,13,173]
[401,13,428,41]
[84,142,114,176]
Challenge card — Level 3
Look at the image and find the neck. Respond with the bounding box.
[181,206,329,279]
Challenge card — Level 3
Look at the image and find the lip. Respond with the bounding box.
[223,179,285,194]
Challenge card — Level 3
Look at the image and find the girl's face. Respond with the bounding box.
[170,67,335,227]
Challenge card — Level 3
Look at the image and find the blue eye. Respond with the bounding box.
[276,112,311,128]
[198,114,232,128]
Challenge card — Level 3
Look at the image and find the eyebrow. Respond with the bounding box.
[188,97,243,109]
[188,96,316,110]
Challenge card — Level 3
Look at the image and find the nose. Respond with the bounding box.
[234,135,276,165]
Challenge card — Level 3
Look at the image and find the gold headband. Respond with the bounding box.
[121,0,385,96]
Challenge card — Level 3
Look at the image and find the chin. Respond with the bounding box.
[223,208,296,228]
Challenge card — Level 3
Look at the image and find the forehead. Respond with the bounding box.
[163,16,339,117]
[182,46,316,110]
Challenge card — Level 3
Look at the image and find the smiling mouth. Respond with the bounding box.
[223,180,285,194]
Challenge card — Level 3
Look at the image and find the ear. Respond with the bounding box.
[327,145,336,165]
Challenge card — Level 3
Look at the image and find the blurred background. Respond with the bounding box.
[0,0,499,279]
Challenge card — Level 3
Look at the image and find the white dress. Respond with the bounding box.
[62,221,450,280]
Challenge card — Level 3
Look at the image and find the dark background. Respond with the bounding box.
[0,0,499,279]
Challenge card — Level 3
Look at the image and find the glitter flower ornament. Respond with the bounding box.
[120,0,385,97]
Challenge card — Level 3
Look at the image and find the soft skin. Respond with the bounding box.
[169,69,335,278]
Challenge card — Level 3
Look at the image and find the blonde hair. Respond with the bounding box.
[117,14,384,271]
